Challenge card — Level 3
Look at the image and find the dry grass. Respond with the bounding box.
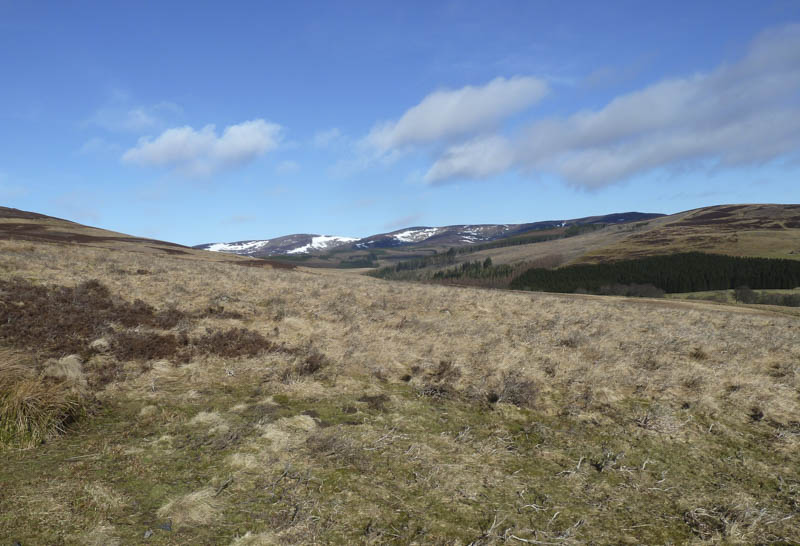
[156,487,222,529]
[0,236,799,543]
[579,204,800,263]
[0,351,90,449]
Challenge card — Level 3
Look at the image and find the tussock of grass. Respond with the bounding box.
[0,352,90,448]
[156,487,222,529]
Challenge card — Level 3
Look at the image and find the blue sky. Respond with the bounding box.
[1,1,799,245]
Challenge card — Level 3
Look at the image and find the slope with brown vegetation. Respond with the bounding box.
[0,221,799,543]
[431,204,800,276]
[578,203,800,263]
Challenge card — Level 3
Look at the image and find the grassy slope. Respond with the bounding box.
[425,205,800,275]
[578,204,800,264]
[0,234,799,544]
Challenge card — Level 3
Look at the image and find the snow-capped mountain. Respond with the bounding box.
[286,235,358,254]
[194,234,356,256]
[195,212,663,257]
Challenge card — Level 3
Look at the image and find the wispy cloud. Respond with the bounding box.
[425,23,800,187]
[364,76,549,153]
[424,135,514,184]
[122,119,283,176]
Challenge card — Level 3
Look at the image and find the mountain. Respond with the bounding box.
[194,234,357,257]
[195,212,662,257]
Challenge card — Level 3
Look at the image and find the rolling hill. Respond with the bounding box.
[194,212,663,258]
[402,204,800,273]
[0,206,798,543]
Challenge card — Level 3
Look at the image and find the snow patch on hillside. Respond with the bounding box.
[393,228,440,243]
[286,235,357,254]
[206,240,270,252]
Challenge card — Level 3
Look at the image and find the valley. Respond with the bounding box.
[0,206,798,544]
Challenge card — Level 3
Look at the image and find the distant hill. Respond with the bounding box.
[195,212,663,258]
[576,204,800,263]
[0,206,293,269]
[194,234,357,257]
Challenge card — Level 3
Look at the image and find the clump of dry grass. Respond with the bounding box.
[0,351,90,448]
[156,487,222,529]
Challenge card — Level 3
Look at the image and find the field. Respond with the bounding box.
[1,234,799,544]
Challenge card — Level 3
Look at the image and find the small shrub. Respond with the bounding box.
[193,328,274,358]
[734,285,757,304]
[296,350,329,375]
[496,370,538,408]
[200,305,244,320]
[690,347,708,361]
[358,394,389,411]
[558,333,582,348]
[430,360,461,383]
[112,331,189,362]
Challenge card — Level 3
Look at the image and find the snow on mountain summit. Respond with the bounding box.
[392,228,440,243]
[196,234,356,256]
[205,240,271,253]
[286,235,358,254]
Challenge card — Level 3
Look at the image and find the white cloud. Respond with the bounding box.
[425,23,800,187]
[122,119,282,176]
[365,76,549,152]
[424,135,515,184]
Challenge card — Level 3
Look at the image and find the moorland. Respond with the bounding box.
[0,206,798,544]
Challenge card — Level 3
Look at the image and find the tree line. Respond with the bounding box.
[509,252,800,294]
